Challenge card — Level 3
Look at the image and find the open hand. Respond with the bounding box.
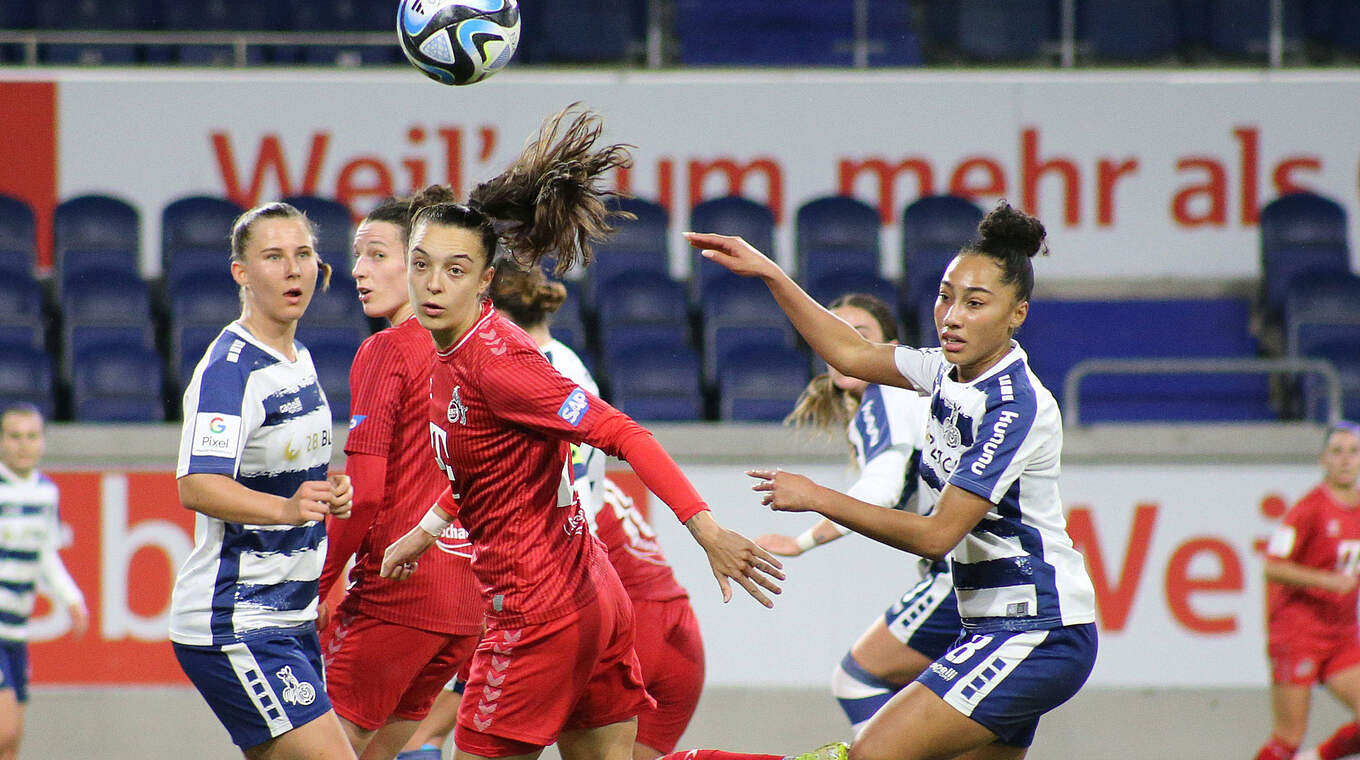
[684,232,783,280]
[686,512,784,608]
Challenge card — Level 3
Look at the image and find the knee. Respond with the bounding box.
[848,735,903,760]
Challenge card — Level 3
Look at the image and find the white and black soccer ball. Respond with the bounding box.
[397,0,520,86]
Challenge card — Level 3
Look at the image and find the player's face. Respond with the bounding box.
[0,411,44,478]
[352,220,409,321]
[934,253,1027,383]
[231,217,319,326]
[828,304,886,395]
[407,222,494,348]
[1321,430,1360,491]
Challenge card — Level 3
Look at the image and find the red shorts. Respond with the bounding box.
[323,604,478,731]
[632,596,705,754]
[1268,637,1360,686]
[454,568,653,756]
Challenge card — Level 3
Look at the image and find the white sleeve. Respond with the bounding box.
[892,346,942,393]
[37,505,83,607]
[845,446,910,510]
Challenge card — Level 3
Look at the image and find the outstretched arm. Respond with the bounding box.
[686,231,912,390]
[758,517,852,557]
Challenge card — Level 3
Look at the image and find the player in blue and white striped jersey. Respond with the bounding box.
[169,202,357,760]
[0,403,87,759]
[756,294,954,739]
[688,202,1096,760]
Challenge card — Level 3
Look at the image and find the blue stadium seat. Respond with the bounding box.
[1304,342,1360,422]
[282,195,354,263]
[287,0,389,31]
[1285,273,1360,356]
[0,195,36,260]
[0,274,44,350]
[0,343,55,420]
[807,271,900,317]
[523,0,641,63]
[549,281,589,357]
[1329,1,1360,54]
[718,344,810,421]
[956,0,1056,61]
[163,195,243,266]
[1208,0,1304,60]
[594,270,690,348]
[796,195,882,287]
[900,195,983,327]
[35,0,143,64]
[166,246,237,294]
[599,323,691,360]
[864,0,924,66]
[701,277,796,386]
[690,196,775,301]
[1022,298,1273,422]
[175,324,229,389]
[171,277,241,326]
[1259,192,1351,315]
[54,194,140,287]
[0,1,35,28]
[675,1,854,66]
[60,248,139,286]
[605,343,703,421]
[706,324,799,390]
[588,196,670,310]
[1079,0,1180,61]
[306,277,367,331]
[297,327,365,421]
[71,343,165,422]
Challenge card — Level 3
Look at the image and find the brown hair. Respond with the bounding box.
[490,262,568,329]
[784,293,901,432]
[363,195,415,249]
[229,201,332,291]
[408,103,634,278]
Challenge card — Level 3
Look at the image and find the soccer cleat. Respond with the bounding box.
[395,747,442,760]
[786,742,850,760]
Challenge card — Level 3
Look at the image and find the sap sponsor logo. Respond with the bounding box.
[929,662,958,681]
[557,388,589,427]
[279,397,303,415]
[861,398,882,449]
[191,413,241,458]
[349,414,367,431]
[998,373,1014,402]
[970,409,1020,476]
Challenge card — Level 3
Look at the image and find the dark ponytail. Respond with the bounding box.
[966,201,1047,303]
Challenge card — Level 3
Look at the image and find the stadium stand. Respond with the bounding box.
[796,195,883,297]
[900,194,984,339]
[0,195,37,267]
[718,344,810,421]
[605,343,704,421]
[1258,192,1351,319]
[689,196,775,303]
[1078,0,1181,61]
[0,343,55,419]
[955,0,1056,62]
[587,196,670,311]
[53,194,140,295]
[70,343,165,422]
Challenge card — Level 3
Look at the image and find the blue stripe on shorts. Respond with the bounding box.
[883,569,962,661]
[174,628,333,750]
[915,623,1097,747]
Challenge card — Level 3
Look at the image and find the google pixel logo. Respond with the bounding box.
[209,417,227,434]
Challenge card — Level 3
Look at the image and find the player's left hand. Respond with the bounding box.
[686,512,784,608]
[747,469,822,513]
[380,527,435,581]
[327,474,352,519]
[68,603,88,638]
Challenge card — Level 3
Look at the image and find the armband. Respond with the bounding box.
[418,506,453,538]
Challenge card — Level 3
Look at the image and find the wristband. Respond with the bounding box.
[795,528,818,554]
[418,506,453,538]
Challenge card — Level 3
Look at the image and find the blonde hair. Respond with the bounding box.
[783,293,901,432]
[229,201,332,296]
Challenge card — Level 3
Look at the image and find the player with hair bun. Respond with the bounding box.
[674,202,1097,760]
[317,196,483,760]
[760,292,950,739]
[379,104,783,760]
[170,202,357,759]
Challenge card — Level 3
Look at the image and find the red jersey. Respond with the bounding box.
[1266,484,1360,647]
[428,303,704,627]
[328,316,482,634]
[592,478,688,603]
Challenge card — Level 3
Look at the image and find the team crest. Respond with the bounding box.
[276,665,316,706]
[448,385,468,425]
[942,401,963,448]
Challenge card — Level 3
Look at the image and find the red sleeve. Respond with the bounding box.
[319,452,386,598]
[1278,496,1318,563]
[344,332,406,457]
[479,346,708,524]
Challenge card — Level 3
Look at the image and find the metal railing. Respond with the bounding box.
[1062,357,1344,427]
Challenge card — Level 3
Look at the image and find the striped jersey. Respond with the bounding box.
[893,341,1095,633]
[170,322,333,646]
[846,383,931,514]
[339,316,481,634]
[0,463,84,642]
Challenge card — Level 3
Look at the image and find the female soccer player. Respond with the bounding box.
[0,403,88,760]
[378,105,783,760]
[493,263,706,759]
[170,202,356,760]
[1257,422,1360,760]
[678,202,1097,760]
[758,293,952,738]
[318,198,482,760]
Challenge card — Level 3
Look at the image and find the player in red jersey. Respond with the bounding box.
[378,105,783,760]
[1256,422,1360,760]
[317,197,483,760]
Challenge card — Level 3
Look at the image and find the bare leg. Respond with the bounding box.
[360,717,423,760]
[0,691,23,760]
[850,619,935,686]
[848,683,1000,760]
[402,689,461,753]
[244,710,358,760]
[558,719,638,760]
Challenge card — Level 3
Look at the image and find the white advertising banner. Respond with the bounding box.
[651,461,1315,689]
[20,69,1359,280]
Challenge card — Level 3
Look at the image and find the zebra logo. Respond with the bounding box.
[276,666,316,706]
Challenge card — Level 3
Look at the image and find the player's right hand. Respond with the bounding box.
[380,527,436,581]
[684,232,783,280]
[756,533,804,557]
[284,481,333,525]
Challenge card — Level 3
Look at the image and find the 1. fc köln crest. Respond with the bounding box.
[448,386,468,425]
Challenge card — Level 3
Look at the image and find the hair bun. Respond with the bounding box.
[978,201,1046,258]
[410,184,460,213]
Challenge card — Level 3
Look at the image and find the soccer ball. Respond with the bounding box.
[397,0,521,86]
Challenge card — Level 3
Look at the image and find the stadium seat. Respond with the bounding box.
[0,343,55,420]
[162,195,244,266]
[864,0,925,66]
[705,324,799,390]
[955,0,1056,61]
[175,324,229,389]
[54,194,140,287]
[0,195,36,261]
[1259,192,1351,315]
[0,274,44,347]
[1208,0,1304,60]
[282,195,354,263]
[588,196,670,310]
[900,195,983,327]
[171,276,241,325]
[71,343,166,422]
[1303,341,1360,422]
[807,271,900,316]
[306,277,368,331]
[604,342,703,421]
[165,246,237,295]
[1079,0,1181,61]
[35,0,143,64]
[700,277,797,386]
[286,0,389,31]
[718,344,810,421]
[60,248,139,285]
[689,196,775,301]
[523,0,642,63]
[297,327,365,421]
[594,270,691,352]
[1284,273,1360,356]
[796,195,882,288]
[674,0,854,66]
[549,281,589,357]
[1329,1,1360,55]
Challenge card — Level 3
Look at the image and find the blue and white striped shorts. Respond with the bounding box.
[915,623,1097,747]
[173,628,333,750]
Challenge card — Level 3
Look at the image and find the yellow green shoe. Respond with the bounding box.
[786,742,850,760]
